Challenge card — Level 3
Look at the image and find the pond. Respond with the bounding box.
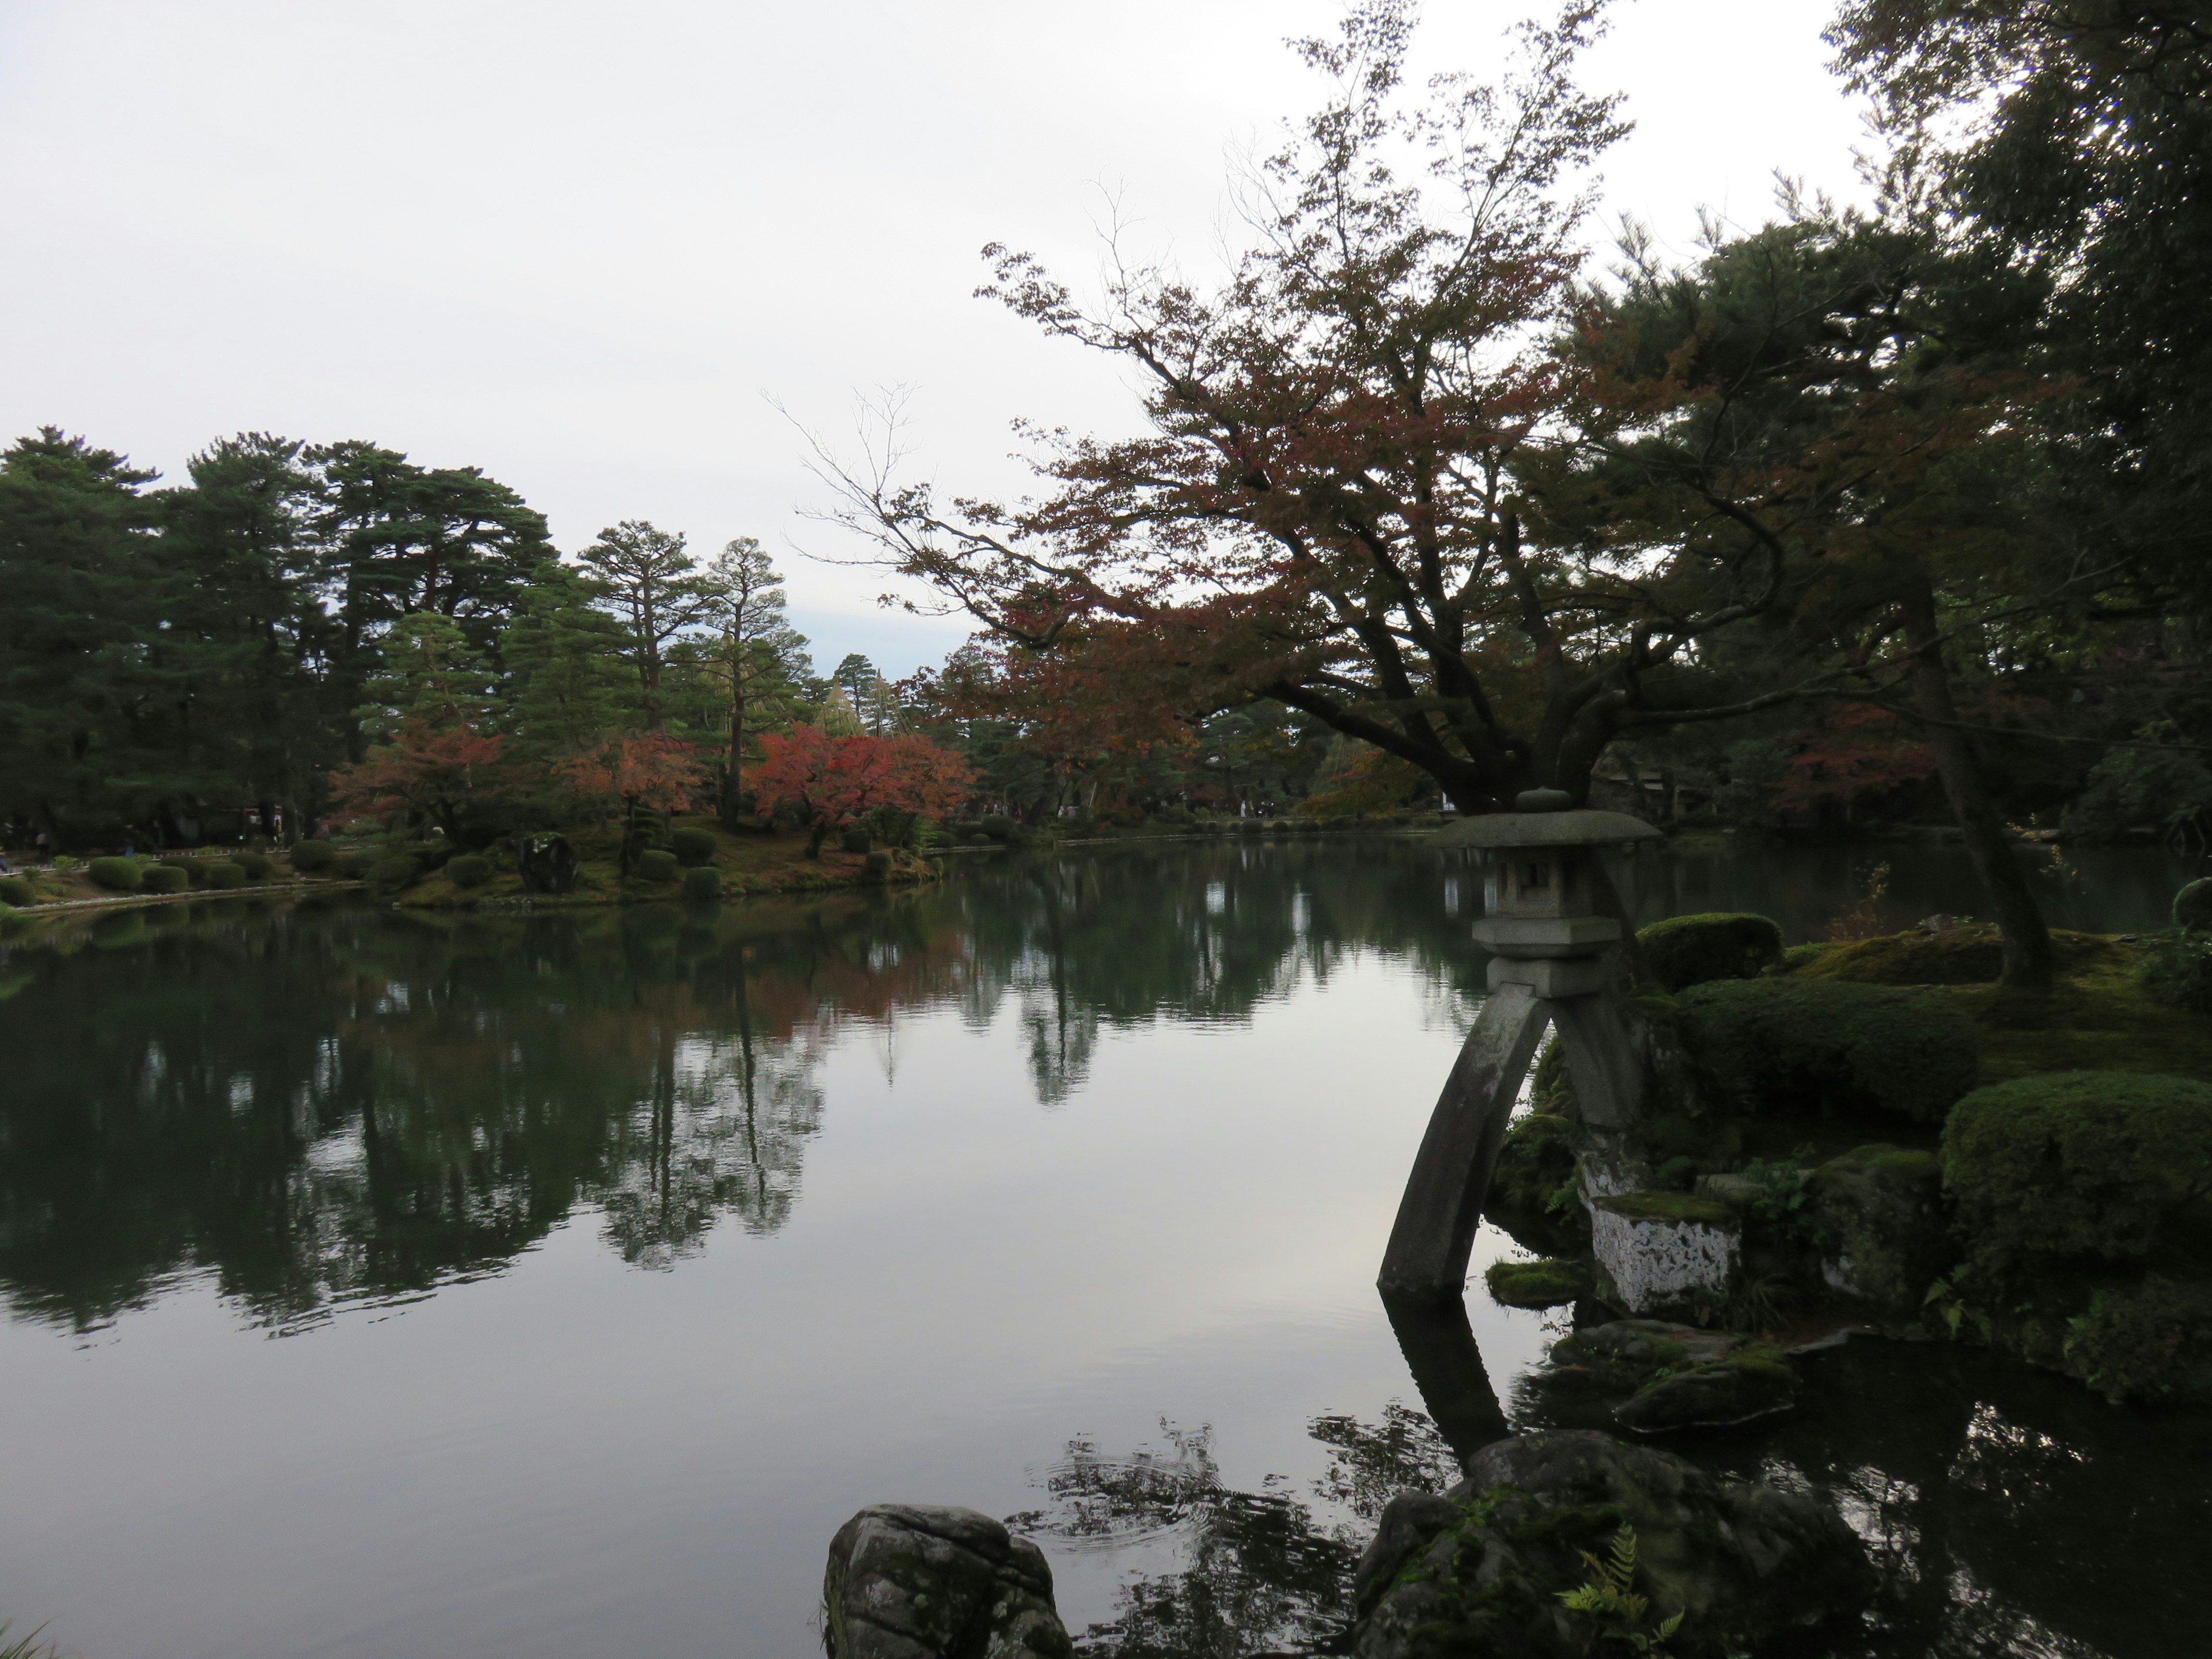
[0,838,2204,1659]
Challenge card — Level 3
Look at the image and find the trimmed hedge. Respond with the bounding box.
[230,850,271,880]
[2059,1277,2212,1404]
[1638,912,1783,992]
[2142,929,2212,1014]
[288,839,337,874]
[204,861,248,889]
[159,858,206,887]
[681,866,722,903]
[671,827,718,867]
[447,853,494,889]
[635,849,680,883]
[0,874,33,907]
[1942,1070,2212,1279]
[87,857,142,892]
[2176,878,2212,933]
[1676,977,1981,1124]
[139,863,189,894]
[368,855,421,891]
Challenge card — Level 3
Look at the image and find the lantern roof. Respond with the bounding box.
[1434,808,1665,850]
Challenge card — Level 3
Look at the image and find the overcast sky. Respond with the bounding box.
[0,1,1872,677]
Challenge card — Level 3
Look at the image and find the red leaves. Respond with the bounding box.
[328,721,507,830]
[751,726,975,828]
[559,732,709,813]
[1775,703,1937,813]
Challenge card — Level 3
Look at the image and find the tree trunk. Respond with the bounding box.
[722,680,746,831]
[1899,577,2054,991]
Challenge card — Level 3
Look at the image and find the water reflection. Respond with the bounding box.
[0,844,1488,1332]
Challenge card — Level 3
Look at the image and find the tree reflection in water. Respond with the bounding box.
[0,843,1488,1331]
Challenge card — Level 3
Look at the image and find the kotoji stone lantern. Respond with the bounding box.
[1379,788,1664,1298]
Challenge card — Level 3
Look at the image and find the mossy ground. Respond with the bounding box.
[1784,926,2212,1082]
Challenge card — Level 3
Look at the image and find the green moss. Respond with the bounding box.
[1593,1191,1736,1226]
[1942,1070,2212,1281]
[1951,942,2212,1081]
[1677,977,1981,1124]
[1637,912,1782,993]
[1779,941,1838,973]
[1484,1256,1590,1309]
[1793,925,2119,987]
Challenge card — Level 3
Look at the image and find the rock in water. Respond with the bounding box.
[824,1505,1071,1659]
[1350,1430,1866,1658]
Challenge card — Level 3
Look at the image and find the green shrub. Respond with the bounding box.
[681,866,722,903]
[162,858,209,887]
[447,853,494,889]
[87,857,142,892]
[2061,1277,2212,1404]
[2141,929,2212,1014]
[288,839,337,874]
[1676,978,1981,1124]
[230,850,271,880]
[635,849,680,883]
[139,863,188,894]
[1942,1071,2212,1279]
[839,826,872,855]
[368,855,421,891]
[204,861,247,889]
[671,827,718,867]
[979,813,1016,843]
[0,875,33,907]
[1637,912,1782,992]
[863,849,893,882]
[333,853,368,881]
[2174,878,2212,933]
[1486,1111,1585,1250]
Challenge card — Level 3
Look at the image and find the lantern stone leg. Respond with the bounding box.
[1377,796,1664,1300]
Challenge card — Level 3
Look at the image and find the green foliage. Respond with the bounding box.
[229,850,271,880]
[2175,879,2212,934]
[2062,1277,2212,1406]
[670,827,717,867]
[0,1619,60,1659]
[138,863,188,895]
[0,875,33,907]
[1555,1527,1683,1654]
[158,858,205,887]
[2141,930,2212,1015]
[1942,1071,2212,1281]
[979,813,1016,843]
[838,825,872,855]
[203,861,247,889]
[446,853,494,889]
[1637,912,1782,993]
[635,849,679,884]
[680,865,722,903]
[1676,978,1982,1123]
[287,839,336,874]
[368,855,421,892]
[862,849,894,882]
[85,856,141,892]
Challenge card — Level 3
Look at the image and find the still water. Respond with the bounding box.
[0,839,2204,1659]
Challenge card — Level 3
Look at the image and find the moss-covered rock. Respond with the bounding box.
[1612,1347,1800,1434]
[1809,1143,1949,1312]
[1676,978,1981,1124]
[1349,1429,1866,1658]
[824,1503,1070,1658]
[1637,912,1782,993]
[1483,1257,1588,1309]
[1942,1070,2212,1282]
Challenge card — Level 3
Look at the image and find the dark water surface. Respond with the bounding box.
[0,839,2203,1658]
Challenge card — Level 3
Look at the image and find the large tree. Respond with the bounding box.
[577,520,716,732]
[698,537,812,828]
[820,2,1838,815]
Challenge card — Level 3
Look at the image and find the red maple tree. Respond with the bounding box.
[329,721,509,838]
[752,726,975,855]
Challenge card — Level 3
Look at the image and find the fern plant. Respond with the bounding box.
[1556,1527,1684,1654]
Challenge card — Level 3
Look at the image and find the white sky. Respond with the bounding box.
[0,1,1872,677]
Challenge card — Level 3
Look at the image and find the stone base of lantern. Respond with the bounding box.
[1589,1192,1740,1314]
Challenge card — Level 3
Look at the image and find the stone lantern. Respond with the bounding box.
[1379,789,1663,1297]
